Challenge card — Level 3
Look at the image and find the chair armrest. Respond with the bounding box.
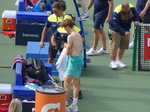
[44,63,52,76]
[18,0,25,11]
[14,63,23,85]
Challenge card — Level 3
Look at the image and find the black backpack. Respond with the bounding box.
[26,58,48,83]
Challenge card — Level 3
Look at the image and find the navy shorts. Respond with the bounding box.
[93,16,106,29]
[48,45,63,58]
[140,15,150,23]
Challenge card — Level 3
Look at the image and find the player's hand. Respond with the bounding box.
[105,17,110,23]
[39,42,44,48]
[64,43,68,48]
[134,21,139,25]
[139,11,146,17]
[125,31,130,36]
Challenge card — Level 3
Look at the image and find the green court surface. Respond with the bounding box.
[0,0,150,112]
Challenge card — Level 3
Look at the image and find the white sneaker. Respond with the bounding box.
[86,48,98,55]
[97,48,109,54]
[110,61,117,69]
[68,104,78,112]
[66,106,71,112]
[128,42,134,49]
[116,60,126,67]
[76,13,89,21]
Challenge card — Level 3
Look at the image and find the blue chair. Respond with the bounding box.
[13,55,52,98]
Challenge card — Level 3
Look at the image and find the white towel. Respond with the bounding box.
[56,48,68,81]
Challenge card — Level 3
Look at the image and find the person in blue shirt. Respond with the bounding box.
[86,0,114,56]
[129,0,150,48]
[136,0,150,22]
[39,2,72,63]
[39,1,68,55]
[108,2,139,70]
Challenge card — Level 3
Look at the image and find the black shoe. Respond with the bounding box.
[78,90,83,99]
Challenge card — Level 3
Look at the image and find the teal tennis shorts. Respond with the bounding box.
[65,54,83,78]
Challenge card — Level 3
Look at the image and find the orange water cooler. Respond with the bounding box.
[2,10,16,31]
[35,86,66,112]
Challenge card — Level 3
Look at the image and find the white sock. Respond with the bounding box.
[83,12,88,16]
[72,98,78,106]
[66,101,68,106]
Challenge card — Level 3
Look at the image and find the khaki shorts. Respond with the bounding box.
[108,30,129,51]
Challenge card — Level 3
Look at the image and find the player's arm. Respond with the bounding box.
[106,0,114,23]
[40,20,51,48]
[41,27,48,43]
[139,0,150,17]
[65,35,73,55]
[131,8,139,25]
[112,12,126,35]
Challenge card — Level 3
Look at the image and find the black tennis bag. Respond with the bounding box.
[26,58,48,83]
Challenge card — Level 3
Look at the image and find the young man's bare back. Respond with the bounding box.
[67,32,82,57]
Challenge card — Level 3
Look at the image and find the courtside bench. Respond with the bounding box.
[26,41,60,75]
[13,55,52,98]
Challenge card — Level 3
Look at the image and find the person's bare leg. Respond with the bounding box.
[110,50,117,61]
[64,75,73,101]
[115,48,126,67]
[48,58,55,68]
[71,77,79,107]
[77,0,88,13]
[92,28,100,50]
[62,81,64,87]
[117,48,125,60]
[109,49,118,69]
[99,28,106,49]
[72,78,79,99]
[78,77,80,91]
[70,77,81,99]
